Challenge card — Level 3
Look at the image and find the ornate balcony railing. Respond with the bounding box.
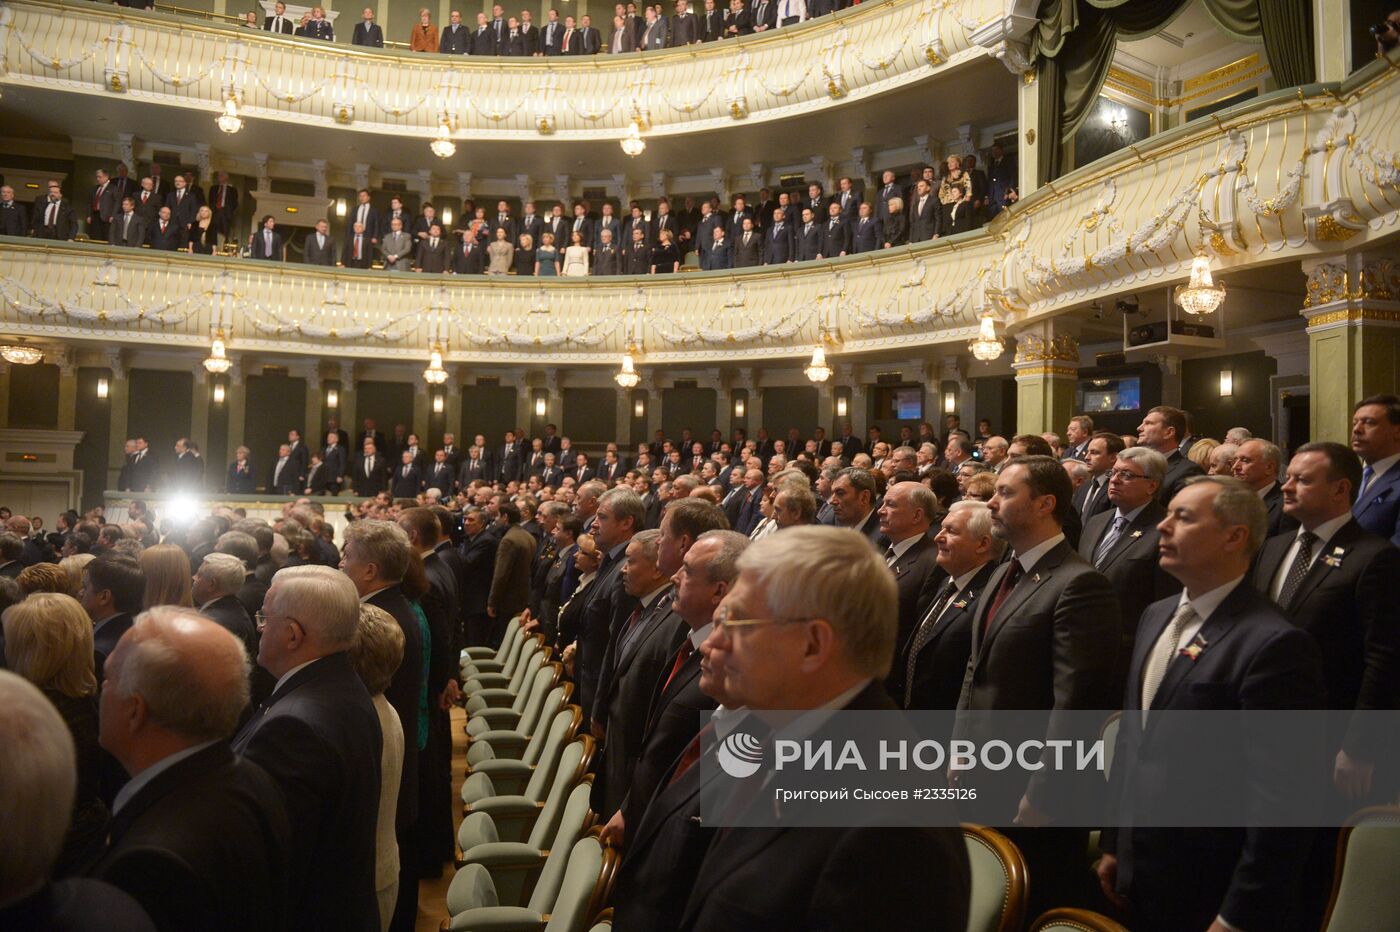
[3,57,1398,366]
[0,0,1021,139]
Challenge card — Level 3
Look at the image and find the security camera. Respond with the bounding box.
[1115,296,1141,316]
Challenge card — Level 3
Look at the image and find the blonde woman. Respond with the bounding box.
[561,230,590,277]
[18,562,68,595]
[140,543,193,609]
[1187,437,1220,469]
[514,232,536,276]
[938,155,974,235]
[60,553,95,597]
[188,205,217,254]
[535,231,559,276]
[3,593,107,872]
[409,8,439,51]
[349,603,405,932]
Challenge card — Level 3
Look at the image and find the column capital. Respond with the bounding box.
[338,360,355,384]
[542,367,560,395]
[288,359,322,381]
[47,347,77,378]
[105,349,128,380]
[354,163,372,191]
[226,355,244,386]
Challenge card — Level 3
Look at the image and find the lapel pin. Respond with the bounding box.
[1031,572,1041,583]
[1130,530,1143,539]
[1178,632,1208,662]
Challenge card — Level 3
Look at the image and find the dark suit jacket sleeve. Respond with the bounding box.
[1344,543,1400,758]
[96,847,213,932]
[810,827,969,932]
[239,713,339,844]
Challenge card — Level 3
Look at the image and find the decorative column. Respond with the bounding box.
[942,354,971,426]
[337,361,357,433]
[735,368,762,436]
[912,357,939,429]
[189,362,210,457]
[615,385,633,446]
[0,361,10,429]
[105,351,130,490]
[837,363,867,438]
[1017,69,1040,195]
[290,360,323,441]
[713,368,732,440]
[444,370,463,443]
[639,370,662,439]
[513,368,532,432]
[1313,0,1350,82]
[1302,255,1400,443]
[1012,326,1080,435]
[541,367,560,427]
[52,349,78,431]
[224,356,246,470]
[413,378,432,445]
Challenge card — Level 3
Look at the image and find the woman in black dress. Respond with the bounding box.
[649,228,680,274]
[883,196,908,247]
[187,205,217,255]
[514,233,537,276]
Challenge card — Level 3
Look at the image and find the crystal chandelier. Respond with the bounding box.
[1175,253,1226,316]
[620,120,646,158]
[968,313,1005,362]
[202,329,232,374]
[804,344,833,383]
[423,343,448,384]
[614,347,640,388]
[0,341,43,365]
[429,121,456,159]
[216,97,243,135]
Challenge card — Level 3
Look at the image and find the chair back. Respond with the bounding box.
[962,824,1028,932]
[527,781,597,912]
[1323,805,1400,931]
[522,706,583,801]
[541,836,618,932]
[1029,907,1128,931]
[524,701,579,767]
[528,737,594,851]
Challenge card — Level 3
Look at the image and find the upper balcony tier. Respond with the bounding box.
[0,0,1034,145]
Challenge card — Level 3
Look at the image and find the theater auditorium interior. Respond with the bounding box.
[1,0,1400,929]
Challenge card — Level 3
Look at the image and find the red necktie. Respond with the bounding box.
[218,186,226,208]
[354,236,362,259]
[141,191,148,203]
[661,640,694,693]
[668,721,714,787]
[983,561,1023,634]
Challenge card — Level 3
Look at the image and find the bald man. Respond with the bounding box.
[94,609,291,931]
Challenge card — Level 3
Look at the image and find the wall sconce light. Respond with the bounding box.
[835,395,847,418]
[97,377,109,399]
[634,397,646,418]
[534,395,547,417]
[734,397,746,418]
[213,383,226,404]
[326,388,339,408]
[944,391,956,414]
[1219,369,1233,398]
[334,198,347,218]
[441,206,454,228]
[433,394,444,414]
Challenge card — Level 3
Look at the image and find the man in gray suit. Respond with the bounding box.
[110,197,147,248]
[955,455,1120,921]
[378,217,414,271]
[304,219,336,266]
[640,7,668,47]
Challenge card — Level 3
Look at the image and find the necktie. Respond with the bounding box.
[668,722,714,787]
[177,189,184,203]
[884,545,898,568]
[354,235,362,259]
[160,221,167,233]
[403,466,410,477]
[141,191,148,203]
[1277,531,1318,608]
[123,214,131,236]
[430,237,438,249]
[1082,477,1103,519]
[1141,603,1196,724]
[905,579,957,706]
[365,456,373,477]
[662,640,695,693]
[264,231,272,252]
[983,560,1023,634]
[218,186,226,208]
[1359,465,1375,498]
[46,201,57,226]
[1093,514,1129,567]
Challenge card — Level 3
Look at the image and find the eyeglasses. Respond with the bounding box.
[1108,469,1150,482]
[714,605,811,633]
[255,611,303,633]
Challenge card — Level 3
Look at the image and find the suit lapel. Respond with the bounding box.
[1289,519,1360,609]
[1148,584,1251,717]
[1355,468,1400,519]
[1098,508,1157,571]
[107,743,232,842]
[978,544,1066,656]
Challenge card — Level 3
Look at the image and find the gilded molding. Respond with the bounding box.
[1013,334,1079,363]
[1013,362,1078,379]
[1305,307,1400,328]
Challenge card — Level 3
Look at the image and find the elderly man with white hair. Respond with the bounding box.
[191,551,256,657]
[1232,438,1297,536]
[232,565,382,932]
[94,609,291,931]
[0,670,155,930]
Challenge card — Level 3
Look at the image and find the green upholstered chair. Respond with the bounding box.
[1323,806,1400,931]
[962,824,1028,932]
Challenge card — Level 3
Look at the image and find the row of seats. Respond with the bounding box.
[449,619,1400,932]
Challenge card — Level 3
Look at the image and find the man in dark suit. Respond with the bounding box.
[702,227,733,270]
[1232,438,1298,537]
[269,444,300,495]
[193,552,259,655]
[1072,431,1121,525]
[392,451,422,498]
[0,184,28,236]
[1350,393,1400,546]
[471,11,497,53]
[571,489,642,718]
[342,221,373,269]
[263,0,295,32]
[599,520,736,849]
[207,172,238,241]
[849,202,882,254]
[146,207,183,250]
[819,202,851,258]
[320,432,347,493]
[126,437,158,492]
[249,215,283,261]
[668,527,971,930]
[892,500,1001,709]
[877,481,944,657]
[625,228,651,273]
[458,446,489,488]
[164,176,199,233]
[32,179,78,240]
[579,14,602,52]
[541,8,563,54]
[1253,441,1400,803]
[109,197,147,248]
[488,505,536,644]
[909,179,939,242]
[593,232,623,274]
[955,456,1119,919]
[1078,446,1181,695]
[351,440,388,497]
[732,217,763,267]
[81,553,145,682]
[593,205,622,253]
[451,229,485,274]
[496,431,522,484]
[1098,477,1327,932]
[700,0,725,39]
[416,225,450,273]
[232,566,381,932]
[458,508,499,647]
[1137,405,1203,506]
[830,467,883,548]
[794,207,823,261]
[303,219,337,266]
[87,168,119,241]
[351,6,384,46]
[93,612,291,932]
[669,0,699,43]
[347,190,381,247]
[423,450,455,498]
[763,207,795,264]
[439,9,471,52]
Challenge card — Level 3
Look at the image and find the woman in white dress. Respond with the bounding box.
[561,230,590,277]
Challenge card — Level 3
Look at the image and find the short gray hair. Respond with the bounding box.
[738,526,897,678]
[0,670,75,903]
[215,530,259,569]
[343,520,412,584]
[269,565,360,648]
[897,481,940,524]
[599,487,646,531]
[114,607,250,742]
[349,603,404,696]
[198,553,246,595]
[1243,438,1283,468]
[945,500,1007,560]
[1063,460,1090,481]
[775,486,817,523]
[630,528,662,564]
[1184,475,1269,556]
[1224,427,1252,444]
[1117,446,1167,484]
[697,529,748,585]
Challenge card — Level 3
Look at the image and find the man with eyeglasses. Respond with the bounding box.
[233,565,382,932]
[1077,446,1181,695]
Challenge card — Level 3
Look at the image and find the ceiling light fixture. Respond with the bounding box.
[430,120,456,159]
[423,343,448,384]
[216,97,243,135]
[804,343,833,383]
[968,313,1005,362]
[202,329,232,374]
[621,119,646,158]
[1176,253,1226,316]
[614,346,641,388]
[0,341,43,365]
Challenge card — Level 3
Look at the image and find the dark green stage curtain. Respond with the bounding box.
[1257,0,1315,87]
